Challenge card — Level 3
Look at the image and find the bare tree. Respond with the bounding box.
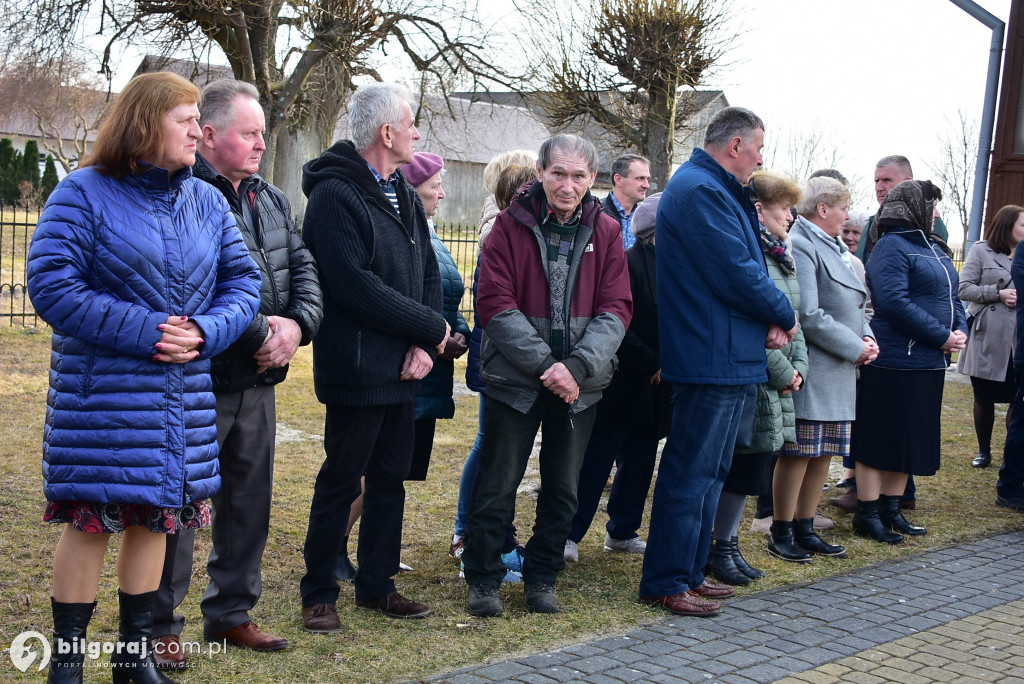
[523,0,734,188]
[2,0,517,209]
[761,122,868,208]
[0,53,109,173]
[928,110,978,246]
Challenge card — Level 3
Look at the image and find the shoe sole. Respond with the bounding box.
[765,547,812,563]
[468,605,504,617]
[603,546,645,553]
[638,598,721,617]
[355,604,431,619]
[303,625,343,634]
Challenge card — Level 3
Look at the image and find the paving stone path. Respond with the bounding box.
[421,531,1024,683]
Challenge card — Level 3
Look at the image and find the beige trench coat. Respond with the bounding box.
[958,241,1015,381]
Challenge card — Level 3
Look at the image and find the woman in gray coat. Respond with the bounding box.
[958,205,1023,468]
[770,177,876,562]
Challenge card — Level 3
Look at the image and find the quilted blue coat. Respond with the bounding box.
[27,165,262,508]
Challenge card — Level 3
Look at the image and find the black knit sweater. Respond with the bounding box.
[301,140,445,407]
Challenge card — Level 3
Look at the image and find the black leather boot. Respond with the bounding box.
[852,498,905,544]
[47,598,95,684]
[728,536,765,579]
[794,518,847,557]
[707,538,751,585]
[879,494,926,536]
[110,590,172,684]
[766,520,812,563]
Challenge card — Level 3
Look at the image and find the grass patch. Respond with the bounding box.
[0,325,1021,683]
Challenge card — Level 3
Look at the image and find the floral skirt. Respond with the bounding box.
[44,499,212,534]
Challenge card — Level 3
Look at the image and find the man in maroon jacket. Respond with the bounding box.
[462,134,633,617]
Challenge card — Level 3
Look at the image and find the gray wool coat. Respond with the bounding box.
[958,241,1016,381]
[789,216,873,422]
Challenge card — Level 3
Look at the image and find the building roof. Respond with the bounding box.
[333,95,551,165]
[131,55,235,85]
[0,79,110,144]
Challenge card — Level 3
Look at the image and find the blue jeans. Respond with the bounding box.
[639,384,748,598]
[463,393,596,587]
[454,395,486,537]
[569,424,657,543]
[999,369,1024,498]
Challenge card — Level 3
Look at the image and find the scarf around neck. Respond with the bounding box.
[759,225,796,274]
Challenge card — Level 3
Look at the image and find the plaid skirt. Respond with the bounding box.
[780,420,851,459]
[44,499,212,534]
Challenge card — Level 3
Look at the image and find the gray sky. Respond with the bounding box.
[714,0,1011,243]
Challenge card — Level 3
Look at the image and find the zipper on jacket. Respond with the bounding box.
[907,339,915,356]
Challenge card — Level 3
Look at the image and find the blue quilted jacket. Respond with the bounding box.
[27,165,262,507]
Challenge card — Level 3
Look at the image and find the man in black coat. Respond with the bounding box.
[298,82,449,631]
[153,79,322,666]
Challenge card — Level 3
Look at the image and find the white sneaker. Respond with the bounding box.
[603,533,646,554]
[563,540,579,562]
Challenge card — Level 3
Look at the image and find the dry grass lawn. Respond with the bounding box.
[0,325,1021,683]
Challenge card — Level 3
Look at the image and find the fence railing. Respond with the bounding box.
[0,203,39,327]
[0,206,970,330]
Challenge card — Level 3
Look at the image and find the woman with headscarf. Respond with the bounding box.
[852,180,967,544]
[770,177,874,562]
[957,205,1023,468]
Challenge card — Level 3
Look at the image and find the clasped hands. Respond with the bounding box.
[154,316,204,363]
[541,362,579,405]
[400,321,451,381]
[766,322,799,350]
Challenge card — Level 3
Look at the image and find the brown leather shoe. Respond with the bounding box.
[210,621,287,652]
[691,579,736,599]
[152,634,188,669]
[639,591,721,617]
[829,490,858,512]
[354,592,431,619]
[302,603,342,633]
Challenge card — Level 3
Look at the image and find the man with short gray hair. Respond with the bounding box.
[152,78,322,665]
[639,106,797,618]
[298,82,449,631]
[463,133,633,617]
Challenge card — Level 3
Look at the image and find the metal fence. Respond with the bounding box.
[0,203,38,327]
[0,206,970,329]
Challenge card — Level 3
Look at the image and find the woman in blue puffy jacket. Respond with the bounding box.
[27,72,260,683]
[851,180,967,544]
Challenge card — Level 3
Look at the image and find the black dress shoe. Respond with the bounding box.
[996,495,1024,512]
[973,452,992,468]
[835,477,855,488]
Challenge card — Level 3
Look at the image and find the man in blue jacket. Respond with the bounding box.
[639,107,797,617]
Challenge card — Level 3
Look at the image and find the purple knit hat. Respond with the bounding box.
[401,152,444,187]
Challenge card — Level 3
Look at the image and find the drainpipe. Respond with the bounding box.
[948,0,1005,253]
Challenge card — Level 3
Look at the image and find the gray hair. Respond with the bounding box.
[200,79,260,132]
[809,168,848,186]
[704,107,764,148]
[349,82,414,152]
[537,134,599,175]
[845,208,870,230]
[876,154,913,177]
[612,153,650,179]
[796,176,851,218]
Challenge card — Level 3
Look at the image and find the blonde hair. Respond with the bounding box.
[483,149,537,194]
[796,176,851,218]
[82,72,201,178]
[749,171,801,209]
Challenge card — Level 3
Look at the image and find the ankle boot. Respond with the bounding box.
[879,494,926,536]
[707,538,751,585]
[852,498,904,544]
[728,536,765,579]
[794,518,846,557]
[766,520,812,563]
[47,598,95,684]
[110,589,172,684]
[335,535,357,582]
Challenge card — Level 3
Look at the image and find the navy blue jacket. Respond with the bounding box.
[656,148,796,385]
[415,230,471,419]
[866,228,967,369]
[28,165,261,507]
